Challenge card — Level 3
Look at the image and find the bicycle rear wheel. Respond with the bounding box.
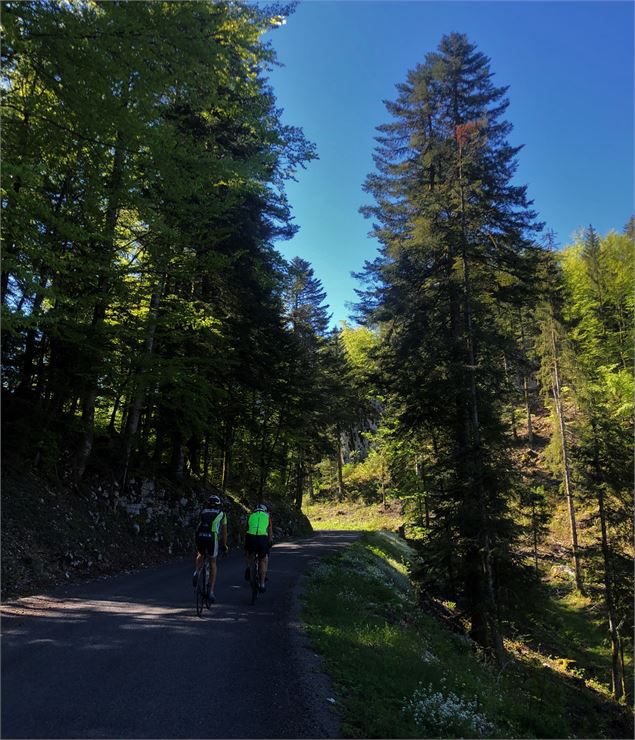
[250,558,259,605]
[204,560,211,609]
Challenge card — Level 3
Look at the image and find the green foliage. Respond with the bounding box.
[1,1,361,509]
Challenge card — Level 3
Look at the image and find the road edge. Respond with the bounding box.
[288,546,343,739]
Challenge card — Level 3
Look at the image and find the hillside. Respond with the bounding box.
[299,531,634,738]
[299,404,633,735]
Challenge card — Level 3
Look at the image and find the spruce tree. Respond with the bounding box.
[357,33,542,660]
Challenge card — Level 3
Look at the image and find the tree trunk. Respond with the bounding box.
[531,497,539,576]
[187,436,201,477]
[221,420,234,492]
[294,451,304,510]
[73,291,107,482]
[203,433,211,481]
[592,420,623,700]
[108,394,122,434]
[457,137,506,665]
[502,352,517,439]
[307,469,314,504]
[170,437,186,479]
[73,136,126,482]
[336,424,345,501]
[121,278,163,486]
[518,310,534,448]
[523,374,534,448]
[551,322,584,593]
[258,410,268,498]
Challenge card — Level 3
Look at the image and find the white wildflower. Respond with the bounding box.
[404,684,495,737]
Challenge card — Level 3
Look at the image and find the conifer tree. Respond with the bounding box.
[357,33,542,660]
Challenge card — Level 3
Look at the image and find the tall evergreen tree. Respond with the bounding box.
[357,33,543,659]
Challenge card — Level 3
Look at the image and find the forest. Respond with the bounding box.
[2,0,633,709]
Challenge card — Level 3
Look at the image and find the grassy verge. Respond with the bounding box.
[303,497,404,531]
[301,531,633,738]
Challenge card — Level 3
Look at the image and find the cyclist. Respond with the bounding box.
[193,494,228,603]
[244,503,273,592]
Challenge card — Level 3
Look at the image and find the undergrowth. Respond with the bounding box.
[303,496,404,531]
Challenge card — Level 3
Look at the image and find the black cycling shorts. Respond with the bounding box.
[244,533,270,557]
[195,530,218,558]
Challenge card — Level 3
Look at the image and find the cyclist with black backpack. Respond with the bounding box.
[192,494,228,603]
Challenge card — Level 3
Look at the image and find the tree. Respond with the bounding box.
[356,32,543,660]
[560,227,634,699]
[1,1,318,499]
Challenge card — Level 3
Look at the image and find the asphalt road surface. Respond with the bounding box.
[2,531,358,739]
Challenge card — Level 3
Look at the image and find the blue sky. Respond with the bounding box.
[265,1,634,326]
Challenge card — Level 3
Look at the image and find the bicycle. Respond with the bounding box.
[195,550,212,617]
[248,541,272,605]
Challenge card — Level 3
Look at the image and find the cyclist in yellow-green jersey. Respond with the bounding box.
[244,504,273,592]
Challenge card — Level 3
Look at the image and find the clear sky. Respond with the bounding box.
[264,1,634,326]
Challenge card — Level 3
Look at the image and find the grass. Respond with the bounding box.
[303,496,404,531]
[301,531,633,739]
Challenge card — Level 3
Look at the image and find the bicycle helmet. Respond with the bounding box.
[208,494,221,507]
[254,503,268,513]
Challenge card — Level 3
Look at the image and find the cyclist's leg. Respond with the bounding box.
[259,556,268,587]
[196,533,213,582]
[194,535,204,586]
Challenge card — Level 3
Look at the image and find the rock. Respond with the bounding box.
[132,523,140,535]
[550,564,575,579]
[420,649,439,664]
[140,479,155,497]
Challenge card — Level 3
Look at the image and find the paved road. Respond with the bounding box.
[2,531,357,739]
